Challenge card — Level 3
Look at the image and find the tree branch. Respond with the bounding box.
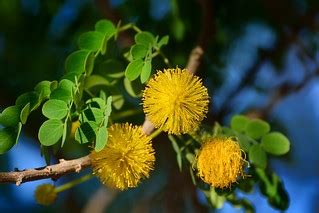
[0,156,91,185]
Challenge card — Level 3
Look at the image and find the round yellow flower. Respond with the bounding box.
[143,68,209,134]
[90,123,155,190]
[34,184,57,205]
[196,137,245,188]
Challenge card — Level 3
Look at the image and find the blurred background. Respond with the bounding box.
[0,0,319,212]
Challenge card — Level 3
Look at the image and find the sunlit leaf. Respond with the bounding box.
[261,132,290,155]
[20,102,30,124]
[0,106,20,127]
[78,31,104,52]
[245,119,270,139]
[95,127,108,152]
[125,59,144,81]
[230,115,249,133]
[65,50,92,75]
[135,32,155,47]
[131,44,148,60]
[140,60,152,83]
[38,119,64,146]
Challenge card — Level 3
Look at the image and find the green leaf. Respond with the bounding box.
[135,32,155,47]
[42,100,69,120]
[75,121,98,144]
[0,106,20,127]
[0,125,21,154]
[85,75,115,89]
[65,50,92,75]
[112,94,124,110]
[95,128,108,152]
[245,119,270,139]
[105,96,112,120]
[50,88,72,103]
[261,132,290,155]
[15,92,40,110]
[125,59,144,81]
[79,31,104,52]
[230,115,249,132]
[123,78,143,97]
[131,44,148,60]
[86,97,106,109]
[50,80,74,103]
[34,81,52,99]
[95,20,116,37]
[256,168,289,210]
[20,103,30,124]
[157,35,169,47]
[204,188,226,209]
[81,107,104,124]
[249,144,267,169]
[140,60,152,83]
[59,79,75,92]
[38,119,64,146]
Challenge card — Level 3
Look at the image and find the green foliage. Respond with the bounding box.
[249,144,267,169]
[261,132,290,155]
[38,119,64,146]
[245,119,270,139]
[42,100,69,120]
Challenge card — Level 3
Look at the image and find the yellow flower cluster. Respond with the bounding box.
[89,68,211,190]
[143,68,209,134]
[196,137,245,188]
[90,123,155,190]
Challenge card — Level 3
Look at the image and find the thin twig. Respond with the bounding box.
[0,156,91,185]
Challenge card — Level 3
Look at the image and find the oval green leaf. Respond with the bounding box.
[0,106,20,127]
[38,119,64,146]
[135,32,155,47]
[157,35,169,48]
[78,31,104,52]
[20,103,31,124]
[0,127,19,154]
[95,128,108,152]
[261,132,290,155]
[131,44,148,60]
[95,20,116,37]
[140,60,152,83]
[65,50,92,75]
[230,115,249,133]
[34,80,52,100]
[249,144,267,169]
[245,119,270,139]
[125,59,144,81]
[42,100,69,119]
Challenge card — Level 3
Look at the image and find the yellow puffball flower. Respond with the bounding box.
[34,184,57,205]
[196,137,245,188]
[90,123,155,190]
[143,68,209,134]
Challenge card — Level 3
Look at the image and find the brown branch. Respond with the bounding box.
[0,156,91,185]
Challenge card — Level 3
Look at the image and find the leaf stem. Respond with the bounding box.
[149,128,162,139]
[54,173,94,193]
